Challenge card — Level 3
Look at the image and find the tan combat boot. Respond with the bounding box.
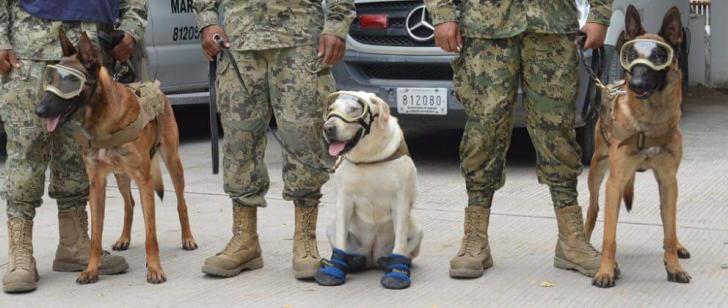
[52,207,129,274]
[450,206,493,278]
[3,218,39,293]
[292,205,320,279]
[553,206,601,277]
[202,206,263,277]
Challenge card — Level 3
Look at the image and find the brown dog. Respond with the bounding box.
[584,6,691,288]
[36,31,197,284]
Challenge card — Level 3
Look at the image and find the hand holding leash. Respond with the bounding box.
[580,22,608,49]
[201,25,229,60]
[205,29,228,175]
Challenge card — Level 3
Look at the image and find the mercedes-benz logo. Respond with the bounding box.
[405,5,435,42]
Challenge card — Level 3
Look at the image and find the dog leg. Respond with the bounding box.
[112,174,134,251]
[77,161,108,284]
[160,142,197,251]
[654,166,691,283]
[132,165,167,284]
[592,149,638,288]
[315,194,355,286]
[391,194,411,256]
[585,129,609,241]
[334,194,354,251]
[677,241,691,259]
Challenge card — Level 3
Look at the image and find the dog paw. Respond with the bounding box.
[182,238,198,251]
[77,270,99,284]
[112,238,131,251]
[146,268,167,284]
[667,270,691,283]
[592,271,616,288]
[314,258,347,286]
[677,247,691,259]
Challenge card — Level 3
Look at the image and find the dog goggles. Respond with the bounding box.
[325,93,371,123]
[325,91,379,137]
[620,39,674,71]
[43,64,95,99]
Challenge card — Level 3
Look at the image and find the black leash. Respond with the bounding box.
[575,30,607,123]
[208,49,220,174]
[210,34,337,173]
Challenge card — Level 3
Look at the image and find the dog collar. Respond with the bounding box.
[345,136,410,165]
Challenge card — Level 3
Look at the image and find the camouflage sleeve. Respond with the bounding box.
[193,0,221,30]
[587,0,612,26]
[0,0,10,50]
[424,0,458,26]
[119,0,148,42]
[322,0,356,40]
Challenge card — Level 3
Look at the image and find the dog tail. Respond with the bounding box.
[623,175,635,212]
[151,154,164,200]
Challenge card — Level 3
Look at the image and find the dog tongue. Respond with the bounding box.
[47,116,60,133]
[328,142,347,157]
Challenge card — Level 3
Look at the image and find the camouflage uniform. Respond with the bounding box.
[426,0,612,208]
[0,0,148,219]
[193,0,355,208]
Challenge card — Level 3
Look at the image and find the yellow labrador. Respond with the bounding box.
[316,91,423,290]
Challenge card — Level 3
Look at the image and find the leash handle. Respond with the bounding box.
[212,33,226,47]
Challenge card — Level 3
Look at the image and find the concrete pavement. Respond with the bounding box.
[0,88,726,307]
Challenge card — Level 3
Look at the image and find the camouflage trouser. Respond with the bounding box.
[454,34,582,208]
[216,45,333,208]
[0,60,89,219]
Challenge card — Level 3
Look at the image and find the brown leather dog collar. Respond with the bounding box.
[344,139,410,165]
[618,127,676,150]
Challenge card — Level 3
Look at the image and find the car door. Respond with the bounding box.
[144,0,209,94]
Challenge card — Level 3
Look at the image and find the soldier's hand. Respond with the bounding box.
[201,25,229,61]
[0,49,20,76]
[434,22,462,53]
[111,33,136,62]
[318,34,345,65]
[581,22,608,49]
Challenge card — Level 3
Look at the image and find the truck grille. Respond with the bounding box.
[355,62,453,80]
[350,1,436,47]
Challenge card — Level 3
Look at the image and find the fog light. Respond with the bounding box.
[359,14,388,29]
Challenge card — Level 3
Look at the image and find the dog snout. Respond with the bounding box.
[324,122,337,139]
[629,76,648,94]
[35,101,49,117]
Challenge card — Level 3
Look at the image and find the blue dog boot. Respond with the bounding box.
[380,254,412,290]
[315,249,351,286]
[349,253,367,273]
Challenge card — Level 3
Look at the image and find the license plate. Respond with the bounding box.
[396,88,447,115]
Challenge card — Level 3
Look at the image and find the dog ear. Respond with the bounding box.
[624,5,646,40]
[370,95,391,126]
[659,7,683,49]
[58,28,76,57]
[77,32,101,73]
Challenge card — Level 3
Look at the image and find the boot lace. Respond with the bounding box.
[301,207,315,257]
[10,220,32,269]
[79,210,91,241]
[221,213,245,254]
[567,211,600,257]
[462,213,483,256]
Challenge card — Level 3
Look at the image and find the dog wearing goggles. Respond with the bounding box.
[35,30,197,284]
[585,6,691,288]
[316,91,423,289]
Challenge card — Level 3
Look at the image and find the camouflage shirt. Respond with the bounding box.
[193,0,355,51]
[425,0,612,39]
[0,0,147,60]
